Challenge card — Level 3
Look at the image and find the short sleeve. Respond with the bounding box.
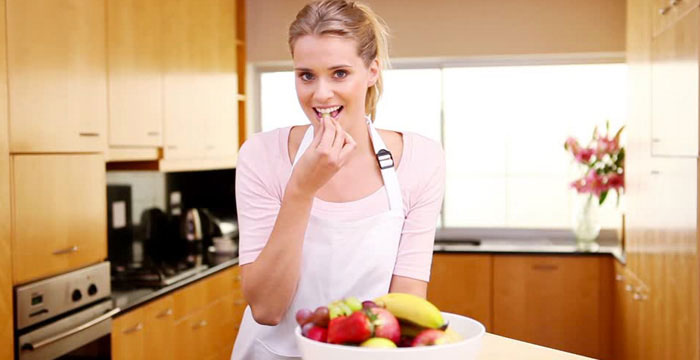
[392,136,446,282]
[235,134,283,265]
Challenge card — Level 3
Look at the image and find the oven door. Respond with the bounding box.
[17,300,119,360]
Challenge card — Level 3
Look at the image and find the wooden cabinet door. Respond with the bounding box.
[613,262,644,360]
[163,0,238,161]
[6,0,107,153]
[162,0,206,160]
[144,295,175,360]
[201,0,238,160]
[650,7,699,157]
[107,0,163,147]
[492,255,612,359]
[112,308,146,360]
[427,254,492,330]
[652,0,700,37]
[12,154,107,284]
[639,157,699,360]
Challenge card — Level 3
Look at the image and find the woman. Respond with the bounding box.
[231,1,445,358]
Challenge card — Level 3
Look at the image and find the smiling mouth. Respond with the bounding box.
[314,106,343,119]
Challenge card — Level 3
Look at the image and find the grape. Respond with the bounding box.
[362,300,378,309]
[312,306,330,327]
[296,308,313,326]
[301,322,315,337]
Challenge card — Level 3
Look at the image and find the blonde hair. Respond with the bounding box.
[289,0,390,121]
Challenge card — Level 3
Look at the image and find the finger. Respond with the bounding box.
[338,131,357,162]
[310,117,324,147]
[330,118,345,151]
[319,116,337,149]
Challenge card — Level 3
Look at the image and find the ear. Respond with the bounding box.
[367,58,380,87]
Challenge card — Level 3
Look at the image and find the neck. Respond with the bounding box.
[342,114,374,160]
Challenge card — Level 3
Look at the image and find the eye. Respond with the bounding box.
[298,72,314,81]
[333,70,348,79]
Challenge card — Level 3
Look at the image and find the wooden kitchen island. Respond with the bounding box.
[478,333,593,360]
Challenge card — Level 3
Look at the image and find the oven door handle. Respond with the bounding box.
[22,308,121,351]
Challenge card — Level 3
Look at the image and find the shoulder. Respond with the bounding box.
[402,131,445,165]
[238,127,291,170]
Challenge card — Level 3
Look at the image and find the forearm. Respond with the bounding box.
[241,184,314,325]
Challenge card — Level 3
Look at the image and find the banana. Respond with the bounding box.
[374,293,446,329]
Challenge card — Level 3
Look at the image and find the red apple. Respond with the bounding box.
[411,329,447,347]
[369,307,400,344]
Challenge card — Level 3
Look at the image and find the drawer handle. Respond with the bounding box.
[532,264,558,271]
[147,131,160,136]
[193,320,208,329]
[651,138,661,143]
[168,146,178,150]
[156,308,173,318]
[651,170,660,175]
[123,322,143,334]
[234,299,245,306]
[53,245,78,255]
[79,132,100,137]
[670,0,680,5]
[659,6,671,14]
[234,275,242,282]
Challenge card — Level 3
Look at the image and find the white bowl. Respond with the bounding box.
[295,312,485,360]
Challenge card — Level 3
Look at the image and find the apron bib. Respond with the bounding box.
[232,118,405,360]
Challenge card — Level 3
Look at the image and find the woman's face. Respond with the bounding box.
[293,35,378,127]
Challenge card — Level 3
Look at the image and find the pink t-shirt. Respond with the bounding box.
[235,126,445,282]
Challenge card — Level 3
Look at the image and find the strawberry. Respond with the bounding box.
[327,311,373,344]
[307,326,328,343]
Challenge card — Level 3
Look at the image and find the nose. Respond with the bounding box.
[313,78,333,103]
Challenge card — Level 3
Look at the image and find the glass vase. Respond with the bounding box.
[573,195,601,251]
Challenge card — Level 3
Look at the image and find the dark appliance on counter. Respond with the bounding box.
[14,262,118,360]
[107,185,134,266]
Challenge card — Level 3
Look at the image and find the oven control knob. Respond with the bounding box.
[72,289,82,302]
[88,284,98,296]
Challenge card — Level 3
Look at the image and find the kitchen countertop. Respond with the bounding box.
[111,254,239,315]
[478,333,592,359]
[435,227,625,263]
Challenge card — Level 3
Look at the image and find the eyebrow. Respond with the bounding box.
[294,65,351,72]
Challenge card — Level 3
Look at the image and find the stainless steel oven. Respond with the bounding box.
[14,262,119,360]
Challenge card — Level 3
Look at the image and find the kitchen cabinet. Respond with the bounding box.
[650,6,699,157]
[107,0,163,149]
[652,0,700,37]
[427,254,492,330]
[144,295,175,360]
[112,307,146,360]
[492,255,612,359]
[11,154,107,285]
[0,0,13,356]
[162,0,238,163]
[6,0,107,153]
[114,266,246,359]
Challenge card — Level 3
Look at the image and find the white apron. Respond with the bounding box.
[231,118,405,360]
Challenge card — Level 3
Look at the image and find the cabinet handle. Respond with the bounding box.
[670,0,680,6]
[659,6,671,14]
[532,264,558,271]
[206,145,215,150]
[52,245,78,255]
[168,146,178,150]
[651,137,661,143]
[234,299,245,306]
[193,320,208,329]
[123,322,143,334]
[79,132,100,137]
[147,131,160,136]
[234,275,242,282]
[156,308,173,318]
[651,170,660,175]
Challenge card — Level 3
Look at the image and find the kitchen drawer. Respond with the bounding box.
[11,154,107,284]
[112,308,146,360]
[144,295,175,360]
[174,267,236,320]
[174,300,224,360]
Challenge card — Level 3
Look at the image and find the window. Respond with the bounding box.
[257,62,626,230]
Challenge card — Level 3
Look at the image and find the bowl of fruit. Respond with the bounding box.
[295,293,485,360]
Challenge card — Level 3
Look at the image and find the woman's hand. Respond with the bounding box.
[289,116,357,197]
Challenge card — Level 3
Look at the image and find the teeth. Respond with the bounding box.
[316,106,341,114]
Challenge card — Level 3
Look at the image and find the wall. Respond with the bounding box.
[246,0,626,63]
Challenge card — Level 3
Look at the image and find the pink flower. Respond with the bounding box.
[596,137,619,157]
[608,173,624,190]
[564,137,581,154]
[575,148,595,163]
